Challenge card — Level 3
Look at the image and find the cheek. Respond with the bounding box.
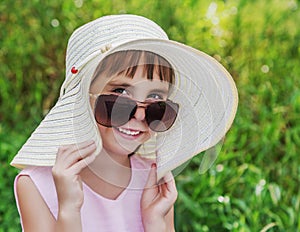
[98,125,118,151]
[98,124,110,140]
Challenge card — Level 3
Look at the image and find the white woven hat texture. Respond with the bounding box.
[11,14,238,179]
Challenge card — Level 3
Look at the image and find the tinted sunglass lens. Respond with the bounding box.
[95,95,137,127]
[94,96,111,126]
[146,101,178,132]
[146,102,165,131]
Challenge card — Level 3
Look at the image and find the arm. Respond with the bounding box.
[17,140,97,232]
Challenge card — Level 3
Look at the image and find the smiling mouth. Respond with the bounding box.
[117,127,142,136]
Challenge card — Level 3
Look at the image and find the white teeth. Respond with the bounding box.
[118,127,140,136]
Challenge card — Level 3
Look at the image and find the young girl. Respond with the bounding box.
[11,14,238,232]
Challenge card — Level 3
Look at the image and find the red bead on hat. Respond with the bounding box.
[71,66,78,74]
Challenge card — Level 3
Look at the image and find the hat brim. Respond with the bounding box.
[10,54,104,169]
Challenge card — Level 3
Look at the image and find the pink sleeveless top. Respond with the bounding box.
[14,155,152,232]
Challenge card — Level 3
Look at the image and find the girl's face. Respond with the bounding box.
[90,66,170,156]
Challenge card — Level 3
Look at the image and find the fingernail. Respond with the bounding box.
[151,163,157,168]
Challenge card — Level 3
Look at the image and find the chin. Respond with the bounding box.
[102,138,141,156]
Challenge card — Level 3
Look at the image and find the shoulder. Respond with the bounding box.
[18,166,53,178]
[15,167,58,219]
[16,174,37,194]
[15,170,56,231]
[16,166,55,196]
[15,166,53,194]
[15,166,55,207]
[16,174,48,209]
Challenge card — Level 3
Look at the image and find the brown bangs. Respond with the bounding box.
[91,50,174,85]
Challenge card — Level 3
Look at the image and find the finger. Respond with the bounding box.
[142,163,159,203]
[58,140,95,152]
[69,148,98,174]
[57,140,95,159]
[163,171,175,183]
[163,172,176,191]
[154,172,177,213]
[161,180,177,202]
[144,163,158,189]
[69,141,97,170]
[70,141,96,162]
[152,185,177,216]
[52,142,97,178]
[162,172,177,199]
[56,140,96,168]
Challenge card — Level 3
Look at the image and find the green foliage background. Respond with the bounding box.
[0,0,299,231]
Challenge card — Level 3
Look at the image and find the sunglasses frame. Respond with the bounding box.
[89,93,179,132]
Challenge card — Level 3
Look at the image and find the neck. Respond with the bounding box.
[81,149,131,187]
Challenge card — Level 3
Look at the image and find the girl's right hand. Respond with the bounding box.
[52,140,97,213]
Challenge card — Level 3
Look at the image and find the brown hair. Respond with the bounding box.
[91,50,175,86]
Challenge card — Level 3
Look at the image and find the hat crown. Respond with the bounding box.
[65,14,168,80]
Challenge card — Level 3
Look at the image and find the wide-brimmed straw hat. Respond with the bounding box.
[11,14,238,179]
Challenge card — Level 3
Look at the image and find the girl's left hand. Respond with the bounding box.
[141,163,178,232]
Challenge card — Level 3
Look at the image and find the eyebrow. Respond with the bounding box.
[149,88,169,95]
[106,80,169,95]
[108,83,168,93]
[106,82,132,88]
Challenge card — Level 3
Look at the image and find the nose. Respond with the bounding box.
[133,105,146,121]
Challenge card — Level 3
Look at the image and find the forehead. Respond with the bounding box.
[90,66,170,94]
[90,50,174,87]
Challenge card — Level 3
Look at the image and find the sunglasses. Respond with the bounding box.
[90,94,179,132]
